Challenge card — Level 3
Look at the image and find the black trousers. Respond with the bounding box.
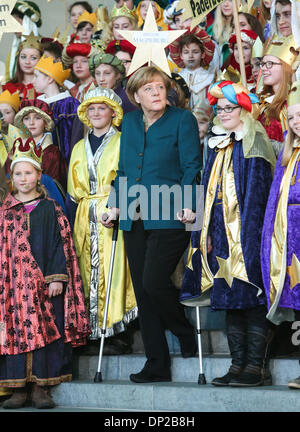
[123,219,195,376]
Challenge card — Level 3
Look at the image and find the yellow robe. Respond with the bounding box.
[67,130,137,339]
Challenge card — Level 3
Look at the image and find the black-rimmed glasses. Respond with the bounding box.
[260,61,282,69]
[216,106,241,114]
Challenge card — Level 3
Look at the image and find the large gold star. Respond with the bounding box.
[0,1,24,41]
[118,3,186,77]
[215,256,234,287]
[176,0,226,30]
[287,254,300,290]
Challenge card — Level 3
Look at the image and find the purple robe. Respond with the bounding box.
[261,149,300,319]
[48,95,81,164]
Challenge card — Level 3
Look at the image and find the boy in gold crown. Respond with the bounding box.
[0,137,90,409]
[33,55,82,164]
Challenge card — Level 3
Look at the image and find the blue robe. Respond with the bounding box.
[181,138,273,310]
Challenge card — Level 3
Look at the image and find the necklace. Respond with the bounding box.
[14,195,43,205]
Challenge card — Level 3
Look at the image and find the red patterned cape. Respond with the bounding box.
[0,195,90,355]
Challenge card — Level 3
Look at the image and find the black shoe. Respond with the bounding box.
[129,369,171,384]
[229,365,263,387]
[211,365,243,386]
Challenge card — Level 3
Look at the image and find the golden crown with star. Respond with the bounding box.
[19,32,42,53]
[110,4,137,21]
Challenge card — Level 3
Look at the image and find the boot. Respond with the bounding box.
[212,314,247,386]
[211,364,243,386]
[261,327,274,386]
[230,324,268,387]
[2,387,28,409]
[31,384,55,409]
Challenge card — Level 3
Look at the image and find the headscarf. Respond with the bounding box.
[208,80,260,117]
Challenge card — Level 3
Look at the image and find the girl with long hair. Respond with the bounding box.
[261,80,300,388]
[258,35,298,156]
[3,33,43,100]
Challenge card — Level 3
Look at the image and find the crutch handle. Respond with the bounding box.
[102,212,119,242]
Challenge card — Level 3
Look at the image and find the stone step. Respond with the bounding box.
[72,353,300,386]
[50,379,300,412]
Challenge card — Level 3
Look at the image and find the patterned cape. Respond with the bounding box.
[0,195,90,355]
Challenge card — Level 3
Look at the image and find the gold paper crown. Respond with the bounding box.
[19,32,42,53]
[96,5,109,31]
[264,34,300,67]
[77,11,97,28]
[288,80,300,107]
[11,137,43,171]
[6,124,30,153]
[217,66,241,84]
[239,0,257,16]
[251,37,264,59]
[110,5,137,21]
[0,90,20,112]
[34,55,71,86]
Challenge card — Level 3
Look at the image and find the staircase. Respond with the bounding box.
[2,308,300,412]
[50,313,300,412]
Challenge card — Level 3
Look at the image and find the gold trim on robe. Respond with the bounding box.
[187,142,252,305]
[268,147,300,324]
[68,130,137,338]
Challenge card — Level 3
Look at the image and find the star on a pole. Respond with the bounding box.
[215,256,234,287]
[118,3,186,77]
[0,1,24,41]
[287,254,300,290]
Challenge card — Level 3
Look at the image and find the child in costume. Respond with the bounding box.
[207,0,234,66]
[33,55,82,164]
[105,39,136,79]
[0,91,21,167]
[88,52,137,115]
[169,32,216,111]
[62,43,96,103]
[0,90,20,135]
[14,99,67,191]
[224,30,258,87]
[67,87,137,354]
[101,4,138,48]
[76,11,97,45]
[261,80,300,388]
[6,1,42,82]
[181,81,276,387]
[134,0,168,30]
[0,137,90,409]
[258,34,298,157]
[3,33,42,101]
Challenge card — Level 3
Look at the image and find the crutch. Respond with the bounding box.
[180,210,206,384]
[196,306,206,384]
[94,213,119,383]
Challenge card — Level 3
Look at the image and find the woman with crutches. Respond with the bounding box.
[101,66,202,383]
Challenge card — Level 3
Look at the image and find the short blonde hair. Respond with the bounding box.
[126,66,171,107]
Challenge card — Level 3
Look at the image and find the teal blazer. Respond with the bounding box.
[108,106,202,231]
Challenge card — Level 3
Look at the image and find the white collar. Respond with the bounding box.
[37,90,71,104]
[208,124,244,149]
